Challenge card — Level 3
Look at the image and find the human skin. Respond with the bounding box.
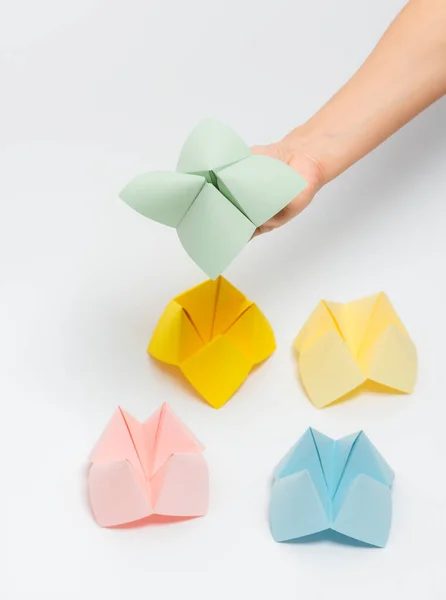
[252,0,446,235]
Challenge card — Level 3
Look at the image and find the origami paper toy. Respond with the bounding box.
[88,403,208,527]
[294,292,417,408]
[120,119,307,279]
[148,276,276,409]
[270,428,394,547]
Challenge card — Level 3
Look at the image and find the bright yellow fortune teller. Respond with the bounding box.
[149,277,276,408]
[294,292,417,408]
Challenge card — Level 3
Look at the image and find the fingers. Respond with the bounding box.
[249,141,320,237]
[252,224,274,237]
[250,144,281,160]
[260,205,298,233]
[252,192,313,237]
[252,215,291,238]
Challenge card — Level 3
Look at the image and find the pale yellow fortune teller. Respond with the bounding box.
[294,293,417,408]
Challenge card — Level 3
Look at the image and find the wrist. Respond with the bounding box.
[282,124,335,187]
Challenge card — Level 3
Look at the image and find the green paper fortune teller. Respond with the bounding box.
[120,119,307,279]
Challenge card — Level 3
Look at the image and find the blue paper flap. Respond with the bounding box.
[309,428,335,491]
[332,474,392,547]
[331,432,361,497]
[270,471,330,542]
[332,432,393,517]
[274,429,330,514]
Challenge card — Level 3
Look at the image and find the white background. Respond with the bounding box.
[2,1,446,598]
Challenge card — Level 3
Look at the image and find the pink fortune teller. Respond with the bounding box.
[88,403,209,527]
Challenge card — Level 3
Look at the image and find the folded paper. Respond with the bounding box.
[294,292,417,408]
[270,428,394,547]
[120,119,307,278]
[88,403,208,527]
[149,276,276,409]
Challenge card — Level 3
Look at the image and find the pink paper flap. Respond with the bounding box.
[152,453,209,517]
[151,403,205,475]
[88,460,153,527]
[89,408,144,478]
[119,407,151,477]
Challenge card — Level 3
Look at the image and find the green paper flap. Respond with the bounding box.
[176,119,250,176]
[216,155,307,227]
[177,183,256,279]
[120,171,206,227]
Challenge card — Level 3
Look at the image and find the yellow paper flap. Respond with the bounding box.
[224,304,276,364]
[175,279,219,343]
[148,301,203,365]
[360,324,417,392]
[325,294,380,357]
[180,336,252,409]
[212,277,252,337]
[359,293,408,355]
[294,302,339,355]
[299,332,366,408]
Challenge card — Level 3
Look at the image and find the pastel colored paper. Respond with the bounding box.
[149,276,276,409]
[294,292,417,408]
[120,119,307,278]
[88,403,208,527]
[270,428,394,548]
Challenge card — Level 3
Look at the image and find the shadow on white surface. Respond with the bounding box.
[285,530,377,548]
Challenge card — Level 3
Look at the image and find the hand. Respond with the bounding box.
[251,131,325,235]
[253,0,446,236]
